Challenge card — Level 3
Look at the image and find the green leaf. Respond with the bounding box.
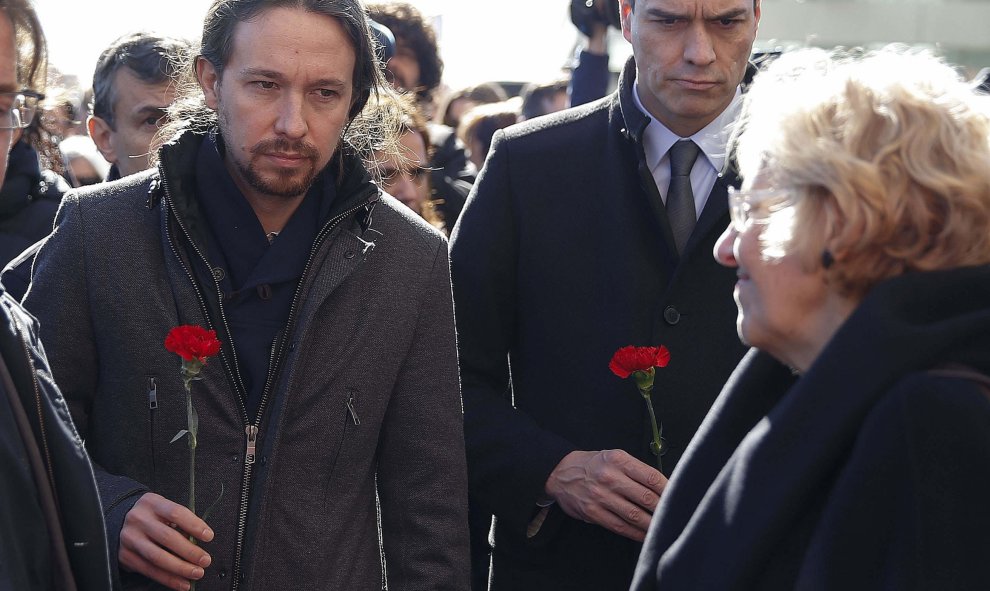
[201,482,225,523]
[170,429,189,444]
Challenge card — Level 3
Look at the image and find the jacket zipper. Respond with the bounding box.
[148,377,158,483]
[160,165,377,590]
[16,319,58,504]
[345,393,361,425]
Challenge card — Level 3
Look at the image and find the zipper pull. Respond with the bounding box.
[244,425,258,465]
[147,377,158,409]
[346,394,361,425]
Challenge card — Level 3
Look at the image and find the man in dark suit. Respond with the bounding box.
[448,0,761,588]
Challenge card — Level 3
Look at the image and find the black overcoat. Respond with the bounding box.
[449,56,749,590]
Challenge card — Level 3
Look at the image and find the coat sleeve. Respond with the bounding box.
[376,242,471,590]
[448,132,578,535]
[22,192,149,583]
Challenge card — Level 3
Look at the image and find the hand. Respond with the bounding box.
[586,20,608,54]
[545,449,667,541]
[119,492,215,591]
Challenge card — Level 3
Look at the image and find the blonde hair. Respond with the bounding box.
[735,46,990,299]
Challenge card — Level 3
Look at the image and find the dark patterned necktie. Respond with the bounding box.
[666,140,701,254]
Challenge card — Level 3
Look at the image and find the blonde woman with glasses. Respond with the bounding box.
[632,46,990,590]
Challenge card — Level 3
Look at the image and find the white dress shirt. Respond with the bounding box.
[632,82,743,219]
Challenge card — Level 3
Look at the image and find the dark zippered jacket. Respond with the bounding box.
[0,288,111,590]
[24,129,471,590]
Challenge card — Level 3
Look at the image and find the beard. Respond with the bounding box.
[217,106,325,200]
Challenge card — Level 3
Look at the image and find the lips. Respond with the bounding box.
[674,79,719,91]
[264,152,310,167]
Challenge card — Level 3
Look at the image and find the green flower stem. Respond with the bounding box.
[641,388,663,473]
[185,382,197,542]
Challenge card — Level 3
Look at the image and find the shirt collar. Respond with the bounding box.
[633,81,742,175]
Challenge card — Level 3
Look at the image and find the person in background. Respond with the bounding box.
[87,31,191,181]
[437,81,507,130]
[45,88,85,139]
[449,0,760,586]
[3,33,190,298]
[367,1,476,225]
[568,0,617,106]
[366,92,445,232]
[365,1,441,110]
[975,66,990,93]
[457,99,520,171]
[519,77,570,121]
[633,46,990,590]
[58,134,108,186]
[0,0,112,588]
[23,0,471,588]
[0,107,67,269]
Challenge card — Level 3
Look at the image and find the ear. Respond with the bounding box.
[87,115,117,166]
[620,0,634,43]
[196,56,221,110]
[753,0,762,27]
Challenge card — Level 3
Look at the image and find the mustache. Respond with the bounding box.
[250,137,320,160]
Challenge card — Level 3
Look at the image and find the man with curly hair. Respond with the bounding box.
[366,1,443,105]
[367,2,476,226]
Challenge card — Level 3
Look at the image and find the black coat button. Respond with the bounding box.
[663,306,681,325]
[257,284,273,300]
[344,250,355,259]
[212,267,225,282]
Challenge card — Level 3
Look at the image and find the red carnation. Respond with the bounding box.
[165,325,222,364]
[164,324,223,551]
[609,345,671,471]
[608,345,671,379]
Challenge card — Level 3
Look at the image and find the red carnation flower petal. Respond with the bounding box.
[165,325,222,363]
[609,345,671,379]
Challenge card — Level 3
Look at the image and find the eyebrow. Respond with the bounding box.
[239,67,348,89]
[136,105,169,115]
[708,7,749,19]
[644,7,688,19]
[644,6,750,19]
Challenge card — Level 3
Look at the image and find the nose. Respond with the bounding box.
[713,223,738,268]
[274,92,307,139]
[390,173,421,211]
[684,23,717,66]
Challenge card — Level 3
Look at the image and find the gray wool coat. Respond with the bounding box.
[23,130,471,591]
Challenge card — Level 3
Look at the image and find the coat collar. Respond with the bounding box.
[150,128,380,239]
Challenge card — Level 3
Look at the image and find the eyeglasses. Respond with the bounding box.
[0,90,45,130]
[380,165,429,188]
[728,186,796,232]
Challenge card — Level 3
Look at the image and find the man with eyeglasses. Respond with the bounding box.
[0,0,112,589]
[0,86,66,271]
